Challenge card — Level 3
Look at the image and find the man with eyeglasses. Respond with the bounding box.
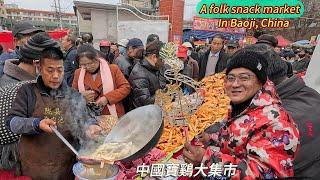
[184,48,300,179]
[198,34,229,80]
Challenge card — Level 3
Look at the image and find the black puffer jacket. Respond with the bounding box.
[64,46,78,86]
[128,59,166,108]
[276,75,320,179]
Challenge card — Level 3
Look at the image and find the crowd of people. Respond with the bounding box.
[0,21,319,179]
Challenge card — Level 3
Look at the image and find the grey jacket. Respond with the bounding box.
[0,59,36,88]
[276,75,320,179]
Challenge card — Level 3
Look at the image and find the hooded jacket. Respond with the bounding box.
[203,80,300,179]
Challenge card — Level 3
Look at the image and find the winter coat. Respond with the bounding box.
[203,80,300,179]
[198,49,229,80]
[63,46,78,86]
[187,57,199,81]
[72,64,131,117]
[293,58,310,73]
[0,80,35,171]
[0,59,36,88]
[277,75,320,179]
[128,59,166,109]
[0,59,36,171]
[113,55,133,79]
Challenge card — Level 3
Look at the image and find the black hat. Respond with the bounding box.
[147,34,160,44]
[12,21,44,37]
[20,32,60,61]
[245,44,288,83]
[127,38,144,48]
[226,40,240,48]
[226,49,268,84]
[256,34,278,48]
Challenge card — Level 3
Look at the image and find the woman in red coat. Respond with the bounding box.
[72,44,131,117]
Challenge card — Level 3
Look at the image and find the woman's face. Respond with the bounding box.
[79,56,100,73]
[225,68,262,104]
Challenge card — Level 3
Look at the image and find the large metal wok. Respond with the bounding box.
[79,105,164,164]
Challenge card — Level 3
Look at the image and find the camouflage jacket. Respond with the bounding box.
[203,80,300,179]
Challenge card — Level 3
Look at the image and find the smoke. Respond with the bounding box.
[63,88,104,155]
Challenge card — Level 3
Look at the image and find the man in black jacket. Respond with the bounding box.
[61,33,78,86]
[128,40,166,109]
[293,49,311,73]
[247,44,320,179]
[198,34,229,80]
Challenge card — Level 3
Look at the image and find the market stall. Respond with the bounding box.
[63,42,230,180]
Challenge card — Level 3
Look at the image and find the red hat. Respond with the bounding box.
[177,45,188,59]
[100,40,111,47]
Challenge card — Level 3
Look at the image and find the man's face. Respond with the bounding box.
[40,58,64,90]
[298,51,306,58]
[211,37,224,53]
[127,46,135,58]
[226,46,238,55]
[15,34,33,47]
[274,47,281,54]
[61,36,71,51]
[110,45,119,58]
[224,68,262,104]
[100,46,110,54]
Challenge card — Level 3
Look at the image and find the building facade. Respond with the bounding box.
[3,4,77,30]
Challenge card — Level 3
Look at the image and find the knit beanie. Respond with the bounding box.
[245,44,288,83]
[20,32,59,61]
[226,49,268,84]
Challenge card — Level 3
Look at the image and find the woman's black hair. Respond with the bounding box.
[76,44,97,62]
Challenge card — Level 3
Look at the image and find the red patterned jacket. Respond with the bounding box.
[203,80,300,179]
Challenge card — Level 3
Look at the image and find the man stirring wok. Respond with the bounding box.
[5,47,102,180]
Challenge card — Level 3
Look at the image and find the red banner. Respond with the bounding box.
[0,29,70,52]
[0,31,14,51]
[192,17,246,34]
[47,28,70,40]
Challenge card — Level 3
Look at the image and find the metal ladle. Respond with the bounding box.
[51,126,79,157]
